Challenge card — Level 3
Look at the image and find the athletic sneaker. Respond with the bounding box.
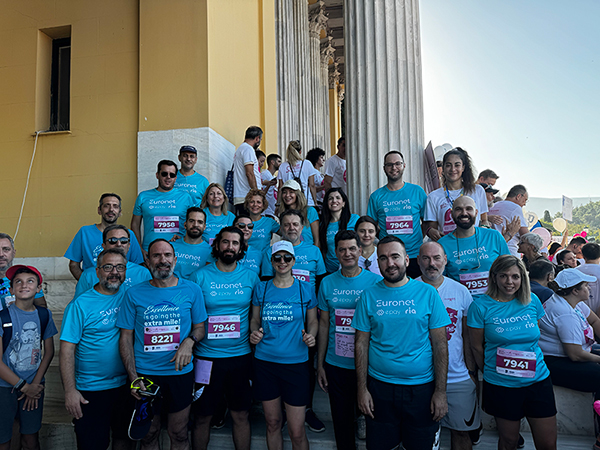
[128,397,156,440]
[356,415,366,440]
[517,433,525,448]
[470,423,483,445]
[210,408,228,429]
[305,408,325,433]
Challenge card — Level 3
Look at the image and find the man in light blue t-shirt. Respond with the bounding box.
[117,239,207,448]
[173,208,214,280]
[131,160,195,253]
[190,226,259,450]
[64,193,144,280]
[60,248,133,450]
[174,145,209,206]
[367,151,427,279]
[352,235,450,450]
[317,230,381,449]
[438,196,510,299]
[73,224,151,298]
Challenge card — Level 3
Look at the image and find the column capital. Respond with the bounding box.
[320,35,335,67]
[308,1,327,38]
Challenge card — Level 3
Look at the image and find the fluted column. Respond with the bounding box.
[321,36,336,155]
[308,2,327,149]
[345,0,425,214]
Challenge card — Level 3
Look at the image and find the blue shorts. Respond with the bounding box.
[0,386,45,444]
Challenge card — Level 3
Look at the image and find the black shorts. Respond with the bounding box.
[192,354,253,416]
[253,358,310,407]
[74,384,134,450]
[366,377,438,450]
[482,377,557,421]
[138,371,194,414]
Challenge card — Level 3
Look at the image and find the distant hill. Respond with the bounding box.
[526,197,600,217]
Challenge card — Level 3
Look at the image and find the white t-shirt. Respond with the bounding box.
[277,160,317,206]
[261,170,277,216]
[312,167,325,203]
[358,249,381,276]
[324,154,347,194]
[233,142,261,204]
[577,263,600,314]
[489,200,527,256]
[416,276,473,384]
[539,294,594,357]
[424,185,488,235]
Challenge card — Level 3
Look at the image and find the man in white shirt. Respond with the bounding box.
[488,185,530,256]
[323,137,346,194]
[261,154,281,217]
[577,243,600,315]
[233,126,263,214]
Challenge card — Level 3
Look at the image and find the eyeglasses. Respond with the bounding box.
[236,223,254,230]
[384,162,404,169]
[160,171,177,179]
[107,237,130,245]
[272,254,294,263]
[99,264,126,273]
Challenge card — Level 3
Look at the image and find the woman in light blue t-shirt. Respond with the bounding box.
[468,255,557,449]
[200,183,235,243]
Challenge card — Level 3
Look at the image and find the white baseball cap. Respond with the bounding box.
[555,268,595,289]
[272,240,295,257]
[282,179,302,192]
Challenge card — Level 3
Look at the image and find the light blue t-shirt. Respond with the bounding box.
[116,279,207,376]
[301,207,320,245]
[60,289,127,391]
[318,269,382,370]
[249,216,279,249]
[203,208,235,244]
[352,279,451,385]
[173,239,214,280]
[438,228,510,298]
[252,279,318,364]
[74,261,152,299]
[239,246,263,275]
[261,241,326,290]
[467,294,549,387]
[324,214,360,273]
[0,277,44,310]
[133,188,194,250]
[190,263,259,358]
[367,183,427,258]
[64,225,144,269]
[0,305,58,387]
[175,171,209,206]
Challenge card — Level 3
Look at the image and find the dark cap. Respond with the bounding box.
[6,265,43,284]
[179,145,197,155]
[479,183,499,195]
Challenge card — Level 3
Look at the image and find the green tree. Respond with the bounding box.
[543,210,552,222]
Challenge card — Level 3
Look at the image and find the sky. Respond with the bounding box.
[419,0,600,199]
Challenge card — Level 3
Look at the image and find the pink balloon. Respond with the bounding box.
[574,233,581,237]
[532,227,552,248]
[581,231,588,238]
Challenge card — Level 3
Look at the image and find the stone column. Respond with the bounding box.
[321,35,336,155]
[308,2,327,150]
[345,0,425,214]
[294,0,313,150]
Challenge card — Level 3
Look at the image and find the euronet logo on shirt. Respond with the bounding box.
[383,199,410,213]
[452,246,490,262]
[492,313,535,333]
[375,298,417,315]
[209,281,245,297]
[149,199,177,209]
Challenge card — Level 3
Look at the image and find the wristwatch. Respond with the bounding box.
[14,378,26,391]
[186,334,200,344]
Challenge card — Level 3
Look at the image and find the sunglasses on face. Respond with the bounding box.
[272,254,294,263]
[99,264,126,273]
[107,237,130,245]
[236,223,254,230]
[160,171,177,179]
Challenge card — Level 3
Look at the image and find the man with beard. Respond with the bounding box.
[174,146,209,206]
[173,208,213,280]
[73,225,152,298]
[367,151,427,279]
[65,193,144,280]
[189,227,259,450]
[352,235,450,450]
[131,160,195,255]
[0,233,46,309]
[117,239,207,450]
[233,126,263,214]
[60,248,135,450]
[416,242,479,450]
[438,197,509,299]
[316,230,381,449]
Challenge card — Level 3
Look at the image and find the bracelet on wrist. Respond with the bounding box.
[14,378,26,391]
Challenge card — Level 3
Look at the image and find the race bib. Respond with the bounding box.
[335,333,354,358]
[194,359,213,384]
[292,269,311,283]
[207,315,241,339]
[386,215,413,235]
[496,347,536,378]
[335,308,355,333]
[459,271,489,295]
[144,325,181,352]
[154,216,179,233]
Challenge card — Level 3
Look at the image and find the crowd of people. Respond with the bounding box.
[1,125,600,450]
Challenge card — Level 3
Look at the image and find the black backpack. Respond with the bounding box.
[289,160,305,193]
[1,306,50,352]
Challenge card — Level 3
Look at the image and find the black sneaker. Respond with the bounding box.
[517,434,525,448]
[305,408,325,433]
[469,423,483,445]
[210,408,228,429]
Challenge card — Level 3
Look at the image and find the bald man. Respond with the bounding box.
[438,197,509,299]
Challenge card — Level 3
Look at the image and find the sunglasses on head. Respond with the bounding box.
[236,223,254,230]
[160,171,177,179]
[107,237,130,245]
[272,254,294,263]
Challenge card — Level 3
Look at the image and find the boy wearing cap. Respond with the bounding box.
[175,145,210,206]
[0,265,57,450]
